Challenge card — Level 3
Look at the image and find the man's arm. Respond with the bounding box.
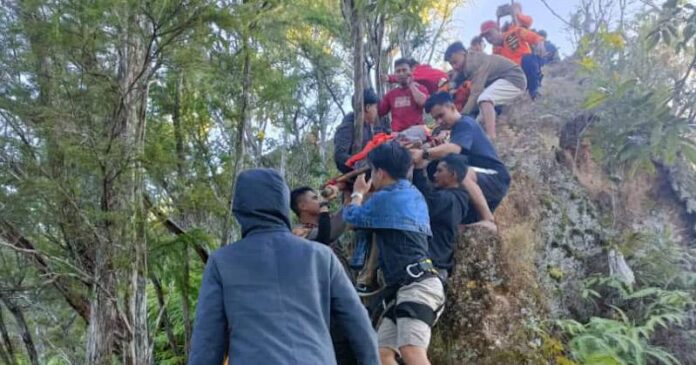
[342,174,373,227]
[462,55,492,114]
[413,119,474,163]
[426,143,463,160]
[412,142,463,165]
[188,258,227,365]
[412,167,435,197]
[315,211,332,244]
[329,209,347,242]
[329,253,380,363]
[409,82,428,107]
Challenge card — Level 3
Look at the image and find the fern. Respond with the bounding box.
[560,267,693,365]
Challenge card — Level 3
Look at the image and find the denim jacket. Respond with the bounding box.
[343,179,431,236]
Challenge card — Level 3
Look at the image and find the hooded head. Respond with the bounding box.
[233,168,291,237]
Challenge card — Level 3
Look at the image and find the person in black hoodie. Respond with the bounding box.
[333,88,382,174]
[412,153,470,280]
[189,168,379,365]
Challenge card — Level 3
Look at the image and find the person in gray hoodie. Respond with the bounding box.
[188,168,379,365]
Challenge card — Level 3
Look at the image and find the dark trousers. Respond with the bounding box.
[521,54,544,99]
[462,172,511,224]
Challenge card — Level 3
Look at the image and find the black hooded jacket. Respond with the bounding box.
[333,113,377,174]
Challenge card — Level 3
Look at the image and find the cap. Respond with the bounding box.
[480,20,498,34]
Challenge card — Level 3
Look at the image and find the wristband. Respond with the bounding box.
[422,148,431,160]
[350,192,364,200]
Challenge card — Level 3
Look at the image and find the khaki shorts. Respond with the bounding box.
[377,277,445,352]
[477,79,524,106]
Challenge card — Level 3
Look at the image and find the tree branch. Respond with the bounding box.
[143,194,209,263]
[538,0,574,28]
[0,219,91,322]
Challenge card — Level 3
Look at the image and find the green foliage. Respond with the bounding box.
[559,226,696,365]
[0,0,465,363]
[557,313,681,365]
[585,82,696,176]
[578,7,696,177]
[648,0,696,53]
[617,230,696,290]
[559,274,692,365]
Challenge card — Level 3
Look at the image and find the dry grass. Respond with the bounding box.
[494,172,548,316]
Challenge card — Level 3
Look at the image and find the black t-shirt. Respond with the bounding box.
[449,116,509,179]
[412,169,469,271]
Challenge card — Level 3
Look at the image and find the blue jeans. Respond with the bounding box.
[521,54,543,99]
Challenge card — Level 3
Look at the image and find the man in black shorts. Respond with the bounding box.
[411,92,510,229]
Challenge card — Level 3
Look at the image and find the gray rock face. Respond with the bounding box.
[667,157,696,236]
[427,59,694,363]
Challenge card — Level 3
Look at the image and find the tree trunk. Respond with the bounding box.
[171,71,193,353]
[373,15,386,98]
[280,116,288,179]
[129,83,150,365]
[397,27,412,60]
[173,72,186,176]
[343,0,366,153]
[87,9,153,364]
[86,199,117,365]
[0,294,39,365]
[221,38,252,246]
[0,342,13,365]
[0,308,16,365]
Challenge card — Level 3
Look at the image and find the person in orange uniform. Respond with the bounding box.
[481,15,546,99]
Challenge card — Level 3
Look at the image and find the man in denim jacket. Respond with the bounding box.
[343,142,445,365]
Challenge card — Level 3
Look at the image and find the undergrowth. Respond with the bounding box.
[549,229,696,365]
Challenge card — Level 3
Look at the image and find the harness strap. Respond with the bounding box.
[381,272,443,324]
[395,302,439,327]
[374,259,442,327]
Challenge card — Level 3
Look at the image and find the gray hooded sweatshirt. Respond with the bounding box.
[188,168,379,365]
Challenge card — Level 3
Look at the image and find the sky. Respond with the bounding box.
[449,0,582,58]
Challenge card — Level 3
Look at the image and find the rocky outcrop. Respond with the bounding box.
[427,60,693,363]
[430,227,520,364]
[667,157,696,237]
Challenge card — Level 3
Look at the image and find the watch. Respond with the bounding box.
[319,201,329,208]
[350,192,364,200]
[422,148,431,160]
